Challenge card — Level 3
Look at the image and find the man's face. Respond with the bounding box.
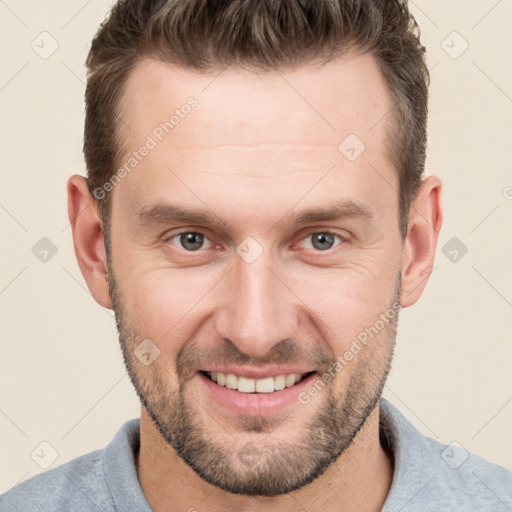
[107,53,404,496]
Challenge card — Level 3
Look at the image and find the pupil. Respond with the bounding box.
[312,233,334,250]
[181,232,203,250]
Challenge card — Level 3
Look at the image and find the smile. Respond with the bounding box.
[202,370,314,393]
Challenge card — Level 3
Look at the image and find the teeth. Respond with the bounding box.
[255,377,274,393]
[285,374,296,387]
[225,373,238,390]
[273,375,286,391]
[206,371,308,393]
[238,376,256,393]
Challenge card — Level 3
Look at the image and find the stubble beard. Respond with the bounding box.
[108,266,400,496]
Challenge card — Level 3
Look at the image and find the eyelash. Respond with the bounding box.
[163,229,346,254]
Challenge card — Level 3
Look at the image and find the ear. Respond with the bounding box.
[67,175,112,309]
[400,175,443,308]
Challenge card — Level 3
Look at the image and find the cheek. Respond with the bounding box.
[126,268,222,348]
[284,260,400,351]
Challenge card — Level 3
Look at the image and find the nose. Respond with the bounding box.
[214,250,299,357]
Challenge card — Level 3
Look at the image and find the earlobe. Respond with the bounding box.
[67,175,113,309]
[400,176,443,308]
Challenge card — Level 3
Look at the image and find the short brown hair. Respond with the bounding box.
[84,0,429,240]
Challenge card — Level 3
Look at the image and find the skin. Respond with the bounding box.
[68,51,442,511]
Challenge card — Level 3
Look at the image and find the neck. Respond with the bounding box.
[137,403,394,512]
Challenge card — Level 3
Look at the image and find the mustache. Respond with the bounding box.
[175,337,335,382]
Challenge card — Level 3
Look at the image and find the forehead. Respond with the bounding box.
[113,53,397,224]
[120,52,393,149]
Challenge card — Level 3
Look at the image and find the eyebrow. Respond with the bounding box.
[135,199,373,231]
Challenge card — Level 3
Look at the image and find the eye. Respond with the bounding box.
[301,231,343,251]
[167,231,212,251]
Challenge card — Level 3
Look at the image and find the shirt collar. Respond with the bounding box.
[102,417,153,511]
[379,398,442,511]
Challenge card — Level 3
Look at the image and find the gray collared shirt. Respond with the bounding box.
[2,399,511,511]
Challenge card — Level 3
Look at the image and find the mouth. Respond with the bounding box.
[200,370,316,393]
[197,369,319,416]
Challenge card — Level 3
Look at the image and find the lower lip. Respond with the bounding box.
[197,371,318,417]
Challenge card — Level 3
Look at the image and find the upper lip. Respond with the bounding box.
[198,366,316,379]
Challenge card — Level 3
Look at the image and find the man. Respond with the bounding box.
[2,0,511,510]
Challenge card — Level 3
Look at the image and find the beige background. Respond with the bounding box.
[1,0,511,493]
